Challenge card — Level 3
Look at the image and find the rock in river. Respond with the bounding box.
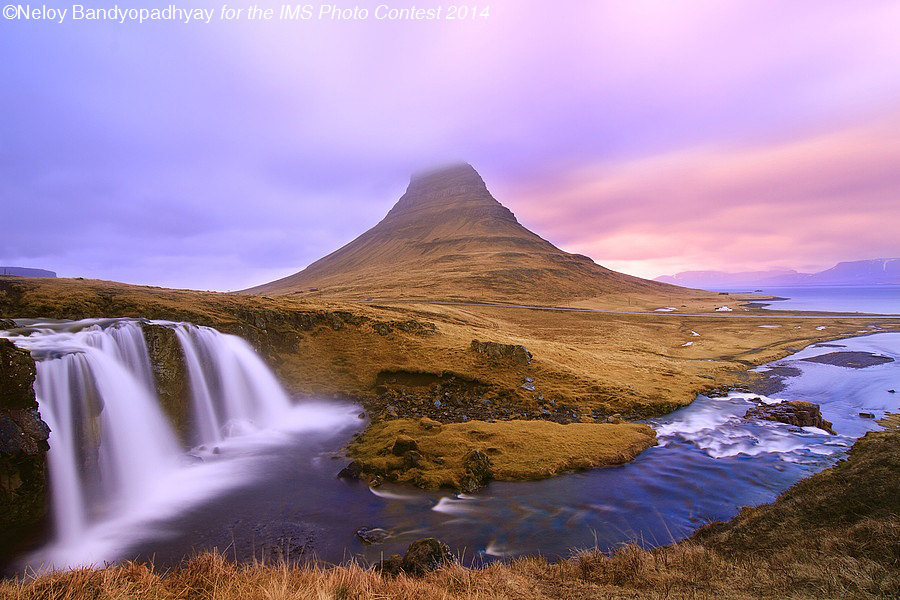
[745,401,835,435]
[356,527,390,544]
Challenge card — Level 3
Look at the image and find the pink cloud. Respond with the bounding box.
[504,115,900,279]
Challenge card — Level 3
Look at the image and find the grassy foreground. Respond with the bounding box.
[2,423,897,599]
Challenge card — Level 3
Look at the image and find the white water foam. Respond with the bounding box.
[652,393,851,461]
[653,333,900,461]
[432,495,480,516]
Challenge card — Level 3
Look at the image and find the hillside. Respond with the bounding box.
[244,164,695,306]
[657,258,900,289]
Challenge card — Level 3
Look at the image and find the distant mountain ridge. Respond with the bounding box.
[0,266,56,278]
[244,163,690,305]
[656,259,900,289]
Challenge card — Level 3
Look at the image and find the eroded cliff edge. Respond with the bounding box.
[0,335,49,558]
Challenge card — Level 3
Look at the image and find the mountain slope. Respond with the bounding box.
[657,258,900,289]
[245,164,692,305]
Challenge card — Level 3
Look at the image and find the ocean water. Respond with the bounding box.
[723,285,900,314]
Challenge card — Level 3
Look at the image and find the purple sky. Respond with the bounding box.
[2,0,899,290]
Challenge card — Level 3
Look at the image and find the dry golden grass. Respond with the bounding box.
[349,418,657,488]
[3,276,899,487]
[2,535,893,599]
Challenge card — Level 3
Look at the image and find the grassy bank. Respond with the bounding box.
[3,423,896,599]
[347,418,657,489]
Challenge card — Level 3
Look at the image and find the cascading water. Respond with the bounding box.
[173,324,291,444]
[1,318,305,567]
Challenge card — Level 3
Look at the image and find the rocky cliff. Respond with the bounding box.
[0,338,49,557]
[143,325,191,443]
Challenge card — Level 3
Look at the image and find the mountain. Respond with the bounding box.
[245,163,689,305]
[809,259,900,285]
[656,259,900,289]
[0,267,56,278]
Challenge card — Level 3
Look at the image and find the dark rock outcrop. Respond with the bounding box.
[376,537,455,576]
[745,401,835,434]
[337,460,363,480]
[142,324,191,443]
[400,537,455,576]
[370,370,506,424]
[0,338,50,555]
[470,339,532,365]
[459,449,493,492]
[374,554,404,575]
[391,436,419,456]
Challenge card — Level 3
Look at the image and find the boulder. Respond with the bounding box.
[391,435,419,456]
[459,449,492,492]
[374,554,403,576]
[745,401,835,434]
[400,538,454,576]
[356,527,390,544]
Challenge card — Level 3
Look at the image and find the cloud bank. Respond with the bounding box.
[2,0,898,289]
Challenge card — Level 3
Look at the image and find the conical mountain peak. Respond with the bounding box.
[245,164,679,304]
[384,163,517,226]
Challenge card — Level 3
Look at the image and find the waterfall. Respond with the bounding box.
[3,319,295,552]
[173,325,292,444]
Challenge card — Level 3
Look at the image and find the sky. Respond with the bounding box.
[2,0,899,290]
